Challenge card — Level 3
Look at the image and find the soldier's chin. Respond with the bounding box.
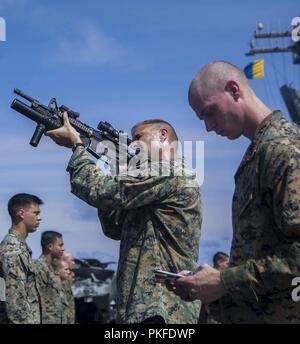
[227,132,241,140]
[28,229,36,233]
[30,225,39,232]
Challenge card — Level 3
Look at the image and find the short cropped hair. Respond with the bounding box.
[41,231,62,252]
[52,258,67,271]
[131,119,179,143]
[189,60,250,105]
[8,193,43,222]
[213,251,229,267]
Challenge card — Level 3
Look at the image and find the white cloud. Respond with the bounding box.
[52,21,125,66]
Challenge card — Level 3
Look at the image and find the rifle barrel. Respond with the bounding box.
[11,99,61,130]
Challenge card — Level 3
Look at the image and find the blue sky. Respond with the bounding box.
[0,0,299,267]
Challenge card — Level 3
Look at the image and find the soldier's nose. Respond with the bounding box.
[205,120,214,132]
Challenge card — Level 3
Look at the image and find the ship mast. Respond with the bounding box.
[245,21,300,123]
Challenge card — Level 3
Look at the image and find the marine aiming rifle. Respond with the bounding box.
[10,89,136,167]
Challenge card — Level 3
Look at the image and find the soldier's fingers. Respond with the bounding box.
[171,284,190,296]
[49,137,65,146]
[178,270,192,276]
[173,289,195,301]
[155,276,166,284]
[179,295,196,302]
[45,131,58,137]
[62,112,71,127]
[175,275,195,286]
[194,265,203,272]
[165,281,176,292]
[176,286,198,301]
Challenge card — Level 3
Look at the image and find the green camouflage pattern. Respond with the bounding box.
[220,111,300,323]
[0,262,5,302]
[0,229,41,323]
[34,255,64,324]
[62,279,75,324]
[67,148,202,324]
[0,261,6,322]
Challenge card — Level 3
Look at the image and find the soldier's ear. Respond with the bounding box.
[159,128,168,143]
[225,80,240,101]
[17,209,25,220]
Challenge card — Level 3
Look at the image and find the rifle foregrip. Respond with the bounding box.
[30,123,46,147]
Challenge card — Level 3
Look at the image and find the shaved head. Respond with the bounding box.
[131,119,178,143]
[188,60,250,106]
[62,251,74,260]
[188,60,272,140]
[62,251,75,268]
[53,258,70,280]
[53,258,66,270]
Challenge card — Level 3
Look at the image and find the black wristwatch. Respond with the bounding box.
[72,142,85,152]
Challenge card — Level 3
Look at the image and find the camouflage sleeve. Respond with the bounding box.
[67,146,182,208]
[67,147,122,210]
[0,263,5,302]
[221,143,300,303]
[2,253,33,323]
[97,208,126,240]
[34,260,48,288]
[67,146,183,237]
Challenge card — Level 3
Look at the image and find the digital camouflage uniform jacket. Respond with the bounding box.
[34,255,63,324]
[0,259,6,322]
[62,279,75,324]
[67,147,202,324]
[220,111,300,323]
[0,229,41,323]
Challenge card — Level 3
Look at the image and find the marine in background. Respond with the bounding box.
[0,193,42,323]
[34,231,65,324]
[61,251,76,324]
[54,258,75,324]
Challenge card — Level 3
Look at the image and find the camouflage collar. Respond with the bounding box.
[39,254,56,273]
[39,254,51,266]
[8,228,32,255]
[128,156,187,177]
[251,110,283,152]
[235,110,283,179]
[139,157,184,167]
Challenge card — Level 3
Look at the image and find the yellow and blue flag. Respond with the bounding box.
[244,59,264,79]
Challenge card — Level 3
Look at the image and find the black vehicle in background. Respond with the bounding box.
[72,258,117,323]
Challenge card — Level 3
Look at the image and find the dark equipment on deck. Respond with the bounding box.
[72,258,117,324]
[280,85,300,124]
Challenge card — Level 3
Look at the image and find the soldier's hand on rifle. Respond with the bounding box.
[45,112,82,148]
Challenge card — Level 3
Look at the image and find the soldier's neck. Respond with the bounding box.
[43,252,54,265]
[56,275,62,288]
[11,223,28,240]
[243,96,272,141]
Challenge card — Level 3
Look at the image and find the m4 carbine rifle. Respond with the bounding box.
[10,89,136,166]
